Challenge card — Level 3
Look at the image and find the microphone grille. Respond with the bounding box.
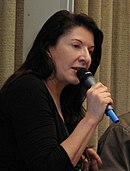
[77,68,92,82]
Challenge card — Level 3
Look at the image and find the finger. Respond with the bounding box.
[90,86,111,97]
[82,157,90,171]
[90,83,110,95]
[85,148,103,167]
[90,82,106,90]
[90,159,99,171]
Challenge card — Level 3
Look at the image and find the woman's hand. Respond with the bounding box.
[82,147,102,171]
[86,82,113,123]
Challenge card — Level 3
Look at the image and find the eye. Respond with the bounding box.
[89,50,94,56]
[72,43,81,49]
[88,47,94,56]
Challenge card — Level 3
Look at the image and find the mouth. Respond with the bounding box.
[72,67,87,72]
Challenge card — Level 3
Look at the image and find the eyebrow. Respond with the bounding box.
[71,39,95,48]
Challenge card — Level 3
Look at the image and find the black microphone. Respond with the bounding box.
[77,68,119,123]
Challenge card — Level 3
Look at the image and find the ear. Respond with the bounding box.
[47,46,54,58]
[47,49,52,57]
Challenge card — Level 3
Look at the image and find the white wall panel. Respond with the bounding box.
[23,0,74,60]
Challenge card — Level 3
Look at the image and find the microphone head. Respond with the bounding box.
[77,68,96,88]
[77,68,93,82]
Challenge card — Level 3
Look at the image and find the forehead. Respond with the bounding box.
[63,26,94,39]
[61,26,94,44]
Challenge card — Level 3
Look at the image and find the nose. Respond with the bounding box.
[79,47,91,67]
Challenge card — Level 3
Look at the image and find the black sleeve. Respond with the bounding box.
[8,75,74,171]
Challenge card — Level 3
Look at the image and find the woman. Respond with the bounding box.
[0,10,113,170]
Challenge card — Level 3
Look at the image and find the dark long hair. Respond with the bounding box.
[1,10,103,132]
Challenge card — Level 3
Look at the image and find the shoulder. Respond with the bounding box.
[118,112,130,130]
[98,112,130,171]
[8,73,46,93]
[101,112,130,140]
[98,112,130,153]
[5,73,49,104]
[12,73,43,87]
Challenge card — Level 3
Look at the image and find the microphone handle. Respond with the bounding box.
[105,105,119,123]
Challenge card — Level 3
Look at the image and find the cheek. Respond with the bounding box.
[57,59,68,72]
[54,58,66,72]
[57,53,70,66]
[89,58,92,67]
[87,56,92,68]
[50,46,72,69]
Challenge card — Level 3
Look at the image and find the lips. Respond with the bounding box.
[72,67,86,72]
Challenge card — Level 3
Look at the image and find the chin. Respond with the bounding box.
[70,78,80,85]
[65,74,80,85]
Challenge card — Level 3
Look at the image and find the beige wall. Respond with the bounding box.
[0,0,73,87]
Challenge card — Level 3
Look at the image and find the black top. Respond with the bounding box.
[0,73,79,171]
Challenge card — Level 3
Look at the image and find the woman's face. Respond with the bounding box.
[49,26,94,86]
